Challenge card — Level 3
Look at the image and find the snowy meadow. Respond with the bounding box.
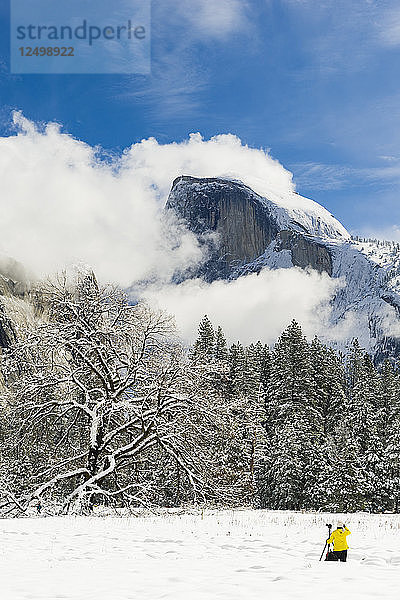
[2,509,400,600]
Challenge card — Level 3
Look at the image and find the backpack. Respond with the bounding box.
[325,550,338,562]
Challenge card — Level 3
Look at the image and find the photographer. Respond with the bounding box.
[326,522,351,562]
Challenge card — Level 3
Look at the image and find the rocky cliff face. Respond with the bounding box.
[167,176,336,280]
[275,230,333,276]
[166,175,400,361]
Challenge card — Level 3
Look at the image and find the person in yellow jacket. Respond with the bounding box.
[327,522,351,562]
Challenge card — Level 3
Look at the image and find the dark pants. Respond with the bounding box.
[333,550,347,562]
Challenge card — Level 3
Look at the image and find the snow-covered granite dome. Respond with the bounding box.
[166,175,400,362]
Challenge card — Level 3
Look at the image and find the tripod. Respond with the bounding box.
[319,523,332,561]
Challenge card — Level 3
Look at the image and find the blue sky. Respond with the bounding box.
[1,0,400,236]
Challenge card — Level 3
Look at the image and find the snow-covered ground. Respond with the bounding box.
[2,509,400,600]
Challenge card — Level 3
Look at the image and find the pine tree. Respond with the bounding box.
[227,342,246,397]
[243,342,264,401]
[379,360,399,434]
[310,337,346,435]
[211,325,229,393]
[384,415,400,512]
[214,326,228,363]
[264,421,305,510]
[257,321,326,509]
[344,340,383,510]
[267,320,316,425]
[321,426,367,512]
[380,360,400,511]
[192,315,215,361]
[345,340,380,450]
[259,343,271,394]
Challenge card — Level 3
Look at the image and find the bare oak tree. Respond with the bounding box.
[2,272,211,513]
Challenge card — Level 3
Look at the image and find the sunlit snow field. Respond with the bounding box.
[2,509,400,600]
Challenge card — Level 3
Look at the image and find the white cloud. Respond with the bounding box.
[142,267,341,345]
[275,0,380,74]
[291,162,354,191]
[118,0,253,120]
[121,132,294,201]
[291,159,400,192]
[176,0,250,38]
[378,6,400,46]
[0,113,293,287]
[0,113,351,346]
[0,113,204,286]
